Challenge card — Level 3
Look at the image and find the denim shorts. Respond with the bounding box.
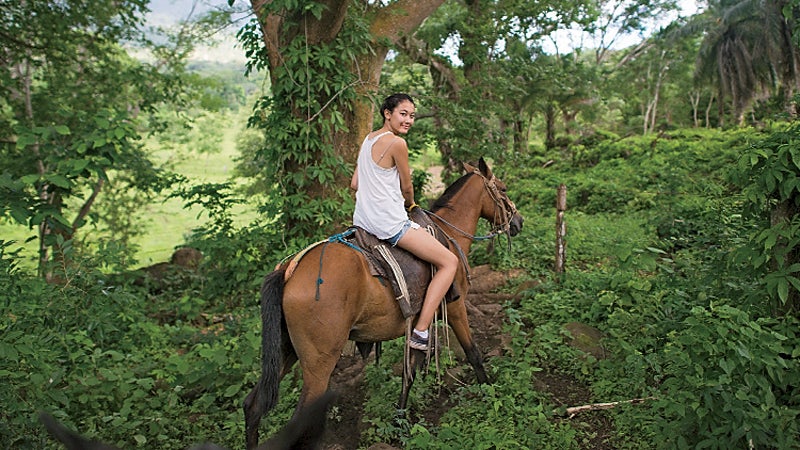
[387,220,420,246]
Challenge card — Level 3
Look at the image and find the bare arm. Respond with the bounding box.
[350,166,358,191]
[392,140,415,208]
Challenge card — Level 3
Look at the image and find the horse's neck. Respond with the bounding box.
[432,182,483,258]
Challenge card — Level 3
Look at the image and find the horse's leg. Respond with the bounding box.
[283,286,354,417]
[397,346,426,410]
[289,328,350,418]
[446,299,489,383]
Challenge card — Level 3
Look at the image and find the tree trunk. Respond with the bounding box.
[513,117,527,154]
[690,91,700,128]
[562,109,578,135]
[705,92,715,128]
[395,34,461,176]
[250,0,445,163]
[545,104,556,150]
[248,0,446,235]
[771,199,800,316]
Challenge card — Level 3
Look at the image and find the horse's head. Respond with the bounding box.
[463,157,524,237]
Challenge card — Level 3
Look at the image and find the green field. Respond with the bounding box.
[0,111,254,271]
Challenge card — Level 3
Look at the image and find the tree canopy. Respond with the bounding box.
[2,1,800,448]
[0,0,231,277]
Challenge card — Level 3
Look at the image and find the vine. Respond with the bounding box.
[735,123,800,316]
[238,1,374,245]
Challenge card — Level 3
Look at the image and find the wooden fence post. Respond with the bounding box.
[555,184,567,281]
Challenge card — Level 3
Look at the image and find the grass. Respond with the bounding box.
[0,110,255,272]
[1,108,444,273]
[131,110,261,266]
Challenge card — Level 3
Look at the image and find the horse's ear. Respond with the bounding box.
[478,157,493,178]
[462,161,476,173]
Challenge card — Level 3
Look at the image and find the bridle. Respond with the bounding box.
[424,169,519,242]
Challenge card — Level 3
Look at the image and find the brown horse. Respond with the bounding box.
[243,157,524,449]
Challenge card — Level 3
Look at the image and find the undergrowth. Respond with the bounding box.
[3,127,800,449]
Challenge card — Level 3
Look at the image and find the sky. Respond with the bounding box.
[542,0,702,54]
[146,0,704,64]
[146,0,247,64]
[147,0,220,28]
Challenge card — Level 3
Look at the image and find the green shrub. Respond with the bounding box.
[653,305,800,448]
[403,357,579,450]
[733,122,800,314]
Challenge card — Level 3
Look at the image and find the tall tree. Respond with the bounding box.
[393,0,597,173]
[588,0,679,65]
[686,0,800,125]
[239,0,445,241]
[607,22,699,134]
[0,1,152,277]
[0,0,220,278]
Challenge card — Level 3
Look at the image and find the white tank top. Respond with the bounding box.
[353,131,408,239]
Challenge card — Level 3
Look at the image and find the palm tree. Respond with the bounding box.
[686,0,800,125]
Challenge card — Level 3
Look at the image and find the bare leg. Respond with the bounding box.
[396,227,458,331]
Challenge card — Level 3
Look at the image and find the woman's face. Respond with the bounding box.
[385,100,416,134]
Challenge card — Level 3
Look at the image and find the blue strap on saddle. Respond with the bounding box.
[328,227,363,252]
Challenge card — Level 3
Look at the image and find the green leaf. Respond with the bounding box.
[16,134,36,149]
[45,174,72,189]
[223,383,241,397]
[776,278,789,302]
[71,159,90,173]
[10,206,29,224]
[20,174,40,184]
[95,117,110,129]
[54,125,70,135]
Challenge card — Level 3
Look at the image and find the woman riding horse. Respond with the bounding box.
[351,93,457,352]
[243,98,524,450]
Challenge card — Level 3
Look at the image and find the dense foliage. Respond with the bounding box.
[4,126,800,448]
[0,0,237,277]
[3,0,800,449]
[235,1,369,243]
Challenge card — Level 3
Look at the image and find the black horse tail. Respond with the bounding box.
[39,412,119,450]
[258,268,286,415]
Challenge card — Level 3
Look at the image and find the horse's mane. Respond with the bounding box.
[430,172,473,212]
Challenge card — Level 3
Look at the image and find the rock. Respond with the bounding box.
[469,264,525,294]
[563,322,607,360]
[170,247,203,268]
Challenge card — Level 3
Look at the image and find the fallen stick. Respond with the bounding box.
[556,397,656,418]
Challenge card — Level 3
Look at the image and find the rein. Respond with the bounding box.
[422,209,504,241]
[424,169,519,242]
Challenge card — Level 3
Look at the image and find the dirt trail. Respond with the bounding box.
[311,166,614,449]
[318,266,521,449]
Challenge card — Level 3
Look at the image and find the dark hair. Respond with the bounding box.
[381,93,414,122]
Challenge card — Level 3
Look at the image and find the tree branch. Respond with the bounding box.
[396,35,460,96]
[556,397,656,418]
[71,178,105,232]
[370,0,446,45]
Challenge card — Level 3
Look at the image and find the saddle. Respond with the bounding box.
[351,207,462,317]
[279,207,462,318]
